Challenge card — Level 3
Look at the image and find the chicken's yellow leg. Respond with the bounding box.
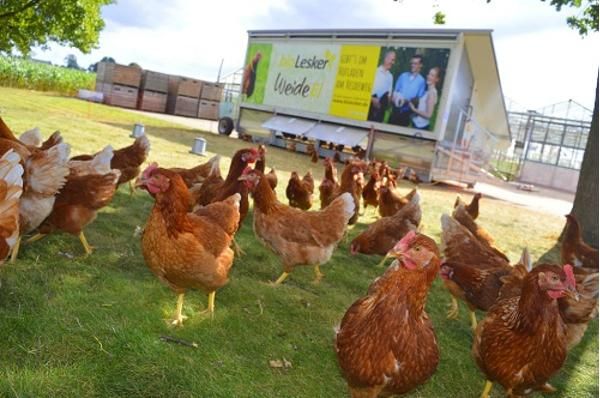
[480,380,493,398]
[232,238,245,257]
[208,291,215,318]
[79,231,93,255]
[25,233,46,244]
[470,311,478,331]
[313,265,324,283]
[273,272,290,285]
[129,180,136,195]
[9,236,21,263]
[447,297,459,320]
[171,293,188,326]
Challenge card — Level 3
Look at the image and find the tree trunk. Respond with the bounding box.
[569,76,599,247]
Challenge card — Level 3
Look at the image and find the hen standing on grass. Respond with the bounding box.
[285,171,314,210]
[335,231,441,398]
[239,168,354,284]
[0,150,24,266]
[350,190,421,256]
[473,264,578,398]
[32,147,120,255]
[137,164,241,325]
[70,135,151,194]
[561,214,598,269]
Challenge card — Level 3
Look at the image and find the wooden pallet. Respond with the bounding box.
[97,62,142,87]
[97,83,138,108]
[178,77,203,98]
[200,82,224,101]
[174,96,199,117]
[197,99,219,120]
[138,90,167,113]
[142,71,169,93]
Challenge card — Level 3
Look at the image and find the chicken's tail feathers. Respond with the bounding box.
[0,150,24,193]
[26,142,71,195]
[224,193,242,209]
[19,127,42,147]
[337,192,356,219]
[91,145,114,173]
[208,155,221,177]
[0,150,24,265]
[134,134,151,156]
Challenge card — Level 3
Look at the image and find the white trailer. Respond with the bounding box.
[218,29,511,184]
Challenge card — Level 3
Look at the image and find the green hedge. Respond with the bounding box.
[0,56,95,96]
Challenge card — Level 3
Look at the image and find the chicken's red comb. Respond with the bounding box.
[563,264,576,289]
[142,162,159,179]
[393,230,417,253]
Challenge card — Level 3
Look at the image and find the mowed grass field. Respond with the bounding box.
[0,87,597,397]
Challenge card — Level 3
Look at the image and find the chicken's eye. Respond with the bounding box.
[551,275,559,281]
[414,246,421,252]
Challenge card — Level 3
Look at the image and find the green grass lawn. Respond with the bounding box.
[0,87,597,397]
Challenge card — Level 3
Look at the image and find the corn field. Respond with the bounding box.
[0,56,95,96]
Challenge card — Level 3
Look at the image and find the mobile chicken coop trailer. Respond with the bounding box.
[218,29,511,184]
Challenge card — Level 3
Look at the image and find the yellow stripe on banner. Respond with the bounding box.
[329,45,381,121]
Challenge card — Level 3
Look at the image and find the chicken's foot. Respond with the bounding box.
[198,291,216,319]
[79,231,94,255]
[128,180,136,195]
[470,311,478,331]
[25,233,46,244]
[9,236,21,263]
[480,380,493,398]
[446,297,459,319]
[171,293,188,326]
[536,383,556,393]
[272,272,290,285]
[232,238,245,257]
[313,265,324,284]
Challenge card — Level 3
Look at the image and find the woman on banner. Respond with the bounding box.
[409,66,441,130]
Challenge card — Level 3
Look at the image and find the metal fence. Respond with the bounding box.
[489,110,592,181]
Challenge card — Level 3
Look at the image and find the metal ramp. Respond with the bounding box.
[431,107,503,185]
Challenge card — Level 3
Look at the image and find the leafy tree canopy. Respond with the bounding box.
[0,0,114,55]
[432,0,598,36]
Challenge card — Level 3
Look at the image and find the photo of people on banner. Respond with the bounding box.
[368,46,450,131]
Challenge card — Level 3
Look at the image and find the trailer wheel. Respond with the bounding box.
[218,117,234,136]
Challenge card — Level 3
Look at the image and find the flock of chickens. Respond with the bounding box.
[0,116,598,398]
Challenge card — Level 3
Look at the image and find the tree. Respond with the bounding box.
[64,54,80,70]
[0,0,114,56]
[571,77,598,245]
[88,56,116,72]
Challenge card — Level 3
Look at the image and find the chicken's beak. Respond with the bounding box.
[238,175,250,181]
[135,177,146,188]
[563,285,580,302]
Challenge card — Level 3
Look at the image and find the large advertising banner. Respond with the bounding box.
[262,43,340,113]
[330,45,381,120]
[242,41,450,133]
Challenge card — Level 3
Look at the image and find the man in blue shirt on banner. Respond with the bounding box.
[389,54,426,127]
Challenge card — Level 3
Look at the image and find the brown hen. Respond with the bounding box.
[336,232,441,398]
[137,164,241,325]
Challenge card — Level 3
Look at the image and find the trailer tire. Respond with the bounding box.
[218,117,234,136]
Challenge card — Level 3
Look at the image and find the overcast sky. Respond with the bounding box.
[34,0,598,111]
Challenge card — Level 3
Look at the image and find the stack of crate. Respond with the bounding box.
[197,82,223,120]
[95,62,142,108]
[138,71,169,113]
[168,77,203,117]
